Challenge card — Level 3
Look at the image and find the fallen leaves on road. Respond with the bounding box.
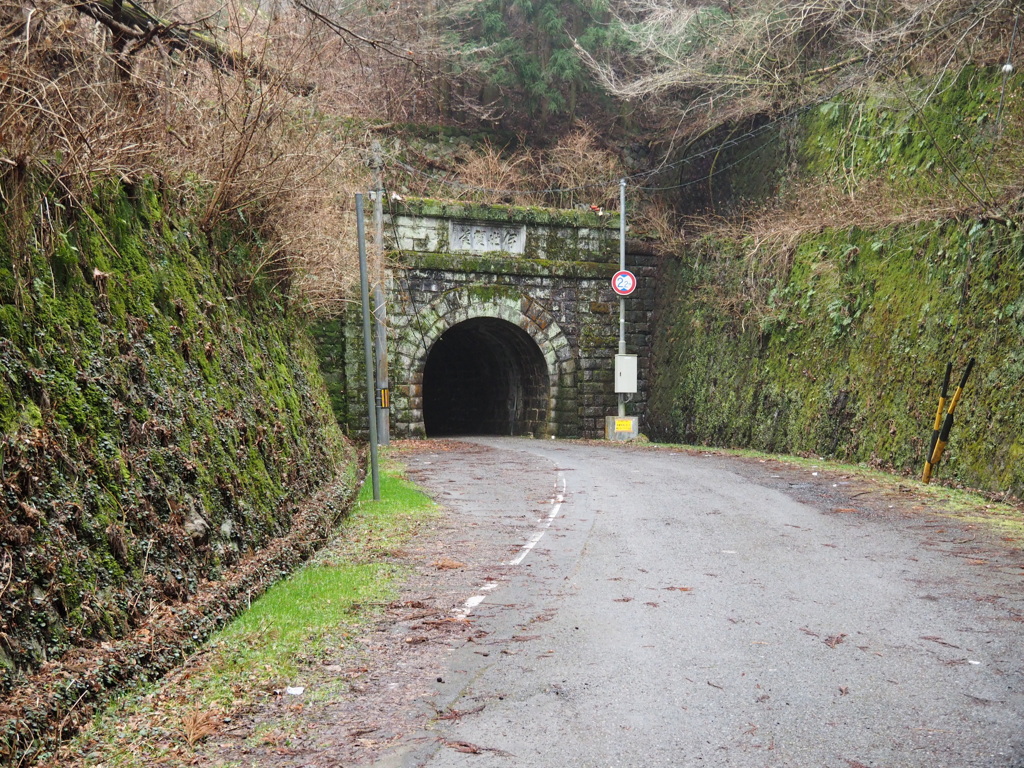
[614,597,634,603]
[431,558,466,570]
[825,634,847,648]
[435,705,485,721]
[921,635,960,649]
[399,599,431,609]
[416,618,471,629]
[664,586,693,592]
[444,739,481,753]
[440,738,513,757]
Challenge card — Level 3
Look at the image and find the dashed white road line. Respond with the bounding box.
[453,471,567,618]
[508,473,567,566]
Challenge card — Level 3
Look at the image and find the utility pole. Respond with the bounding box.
[618,178,626,419]
[356,193,380,500]
[372,142,390,446]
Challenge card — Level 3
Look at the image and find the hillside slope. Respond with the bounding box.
[648,66,1024,496]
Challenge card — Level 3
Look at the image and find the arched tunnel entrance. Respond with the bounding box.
[422,317,550,437]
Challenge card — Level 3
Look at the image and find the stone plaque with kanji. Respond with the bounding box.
[450,221,526,254]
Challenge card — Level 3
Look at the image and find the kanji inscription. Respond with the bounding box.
[450,221,525,254]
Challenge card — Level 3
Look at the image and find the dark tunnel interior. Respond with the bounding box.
[422,318,549,437]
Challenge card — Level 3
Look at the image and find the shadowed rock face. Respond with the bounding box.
[423,317,548,437]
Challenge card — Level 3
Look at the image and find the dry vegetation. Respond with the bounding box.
[394,123,627,210]
[0,0,454,311]
[575,0,1024,282]
[2,0,1020,305]
[0,0,645,307]
[583,0,1018,143]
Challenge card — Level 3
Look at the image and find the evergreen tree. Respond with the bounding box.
[447,0,618,129]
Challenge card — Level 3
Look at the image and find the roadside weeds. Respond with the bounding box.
[46,456,438,768]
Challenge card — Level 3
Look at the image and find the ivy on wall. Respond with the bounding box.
[650,217,1024,495]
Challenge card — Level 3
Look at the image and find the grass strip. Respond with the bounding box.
[50,457,438,768]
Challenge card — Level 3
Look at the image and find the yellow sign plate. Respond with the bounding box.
[614,419,634,433]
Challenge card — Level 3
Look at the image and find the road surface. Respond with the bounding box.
[374,438,1024,768]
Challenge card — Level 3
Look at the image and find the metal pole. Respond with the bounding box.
[618,178,626,418]
[372,142,390,446]
[356,193,380,500]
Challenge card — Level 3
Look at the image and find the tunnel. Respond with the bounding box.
[422,317,550,437]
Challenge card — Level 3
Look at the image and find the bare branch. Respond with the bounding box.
[65,0,315,93]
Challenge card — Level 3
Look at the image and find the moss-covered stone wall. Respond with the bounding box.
[649,65,1024,495]
[649,219,1024,494]
[0,177,351,695]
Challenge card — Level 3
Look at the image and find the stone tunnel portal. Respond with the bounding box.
[422,317,550,437]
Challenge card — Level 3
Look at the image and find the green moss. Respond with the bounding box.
[401,250,614,278]
[0,175,353,698]
[800,67,1020,199]
[649,65,1024,496]
[650,217,1024,496]
[465,284,521,303]
[391,196,617,229]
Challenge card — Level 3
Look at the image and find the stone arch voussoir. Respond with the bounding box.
[394,287,573,437]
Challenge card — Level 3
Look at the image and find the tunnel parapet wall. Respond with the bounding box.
[319,199,656,440]
[386,198,620,265]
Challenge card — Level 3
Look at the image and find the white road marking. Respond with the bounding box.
[462,595,486,612]
[453,472,567,618]
[508,473,566,566]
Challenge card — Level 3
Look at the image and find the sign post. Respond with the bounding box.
[607,180,639,441]
[618,179,627,418]
[356,193,380,500]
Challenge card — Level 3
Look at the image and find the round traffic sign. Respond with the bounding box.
[611,270,637,296]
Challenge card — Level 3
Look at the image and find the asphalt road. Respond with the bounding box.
[374,438,1024,768]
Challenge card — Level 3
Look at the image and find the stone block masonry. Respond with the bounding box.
[320,198,656,440]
